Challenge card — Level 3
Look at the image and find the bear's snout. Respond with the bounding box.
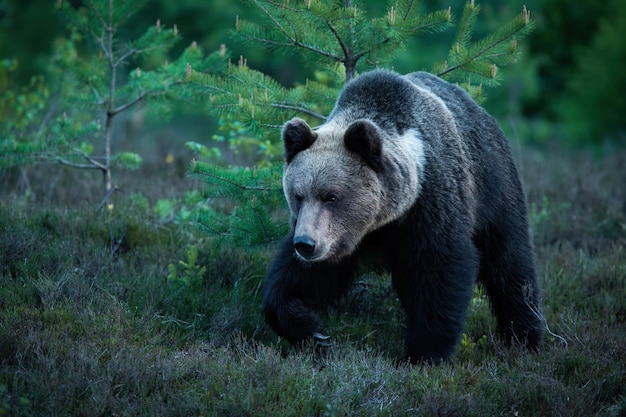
[293,235,316,259]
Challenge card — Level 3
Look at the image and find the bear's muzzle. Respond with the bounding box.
[293,235,317,259]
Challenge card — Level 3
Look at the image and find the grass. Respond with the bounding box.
[1,140,625,416]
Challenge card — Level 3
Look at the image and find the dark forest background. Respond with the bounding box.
[2,0,625,145]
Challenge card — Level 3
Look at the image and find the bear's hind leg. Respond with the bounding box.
[392,236,479,364]
[474,221,544,350]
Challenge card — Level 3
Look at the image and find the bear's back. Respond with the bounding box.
[403,71,505,143]
[329,70,425,133]
[329,70,499,139]
[404,71,524,230]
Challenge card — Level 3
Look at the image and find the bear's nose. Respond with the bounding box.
[293,235,316,258]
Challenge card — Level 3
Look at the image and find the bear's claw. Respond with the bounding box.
[313,332,331,347]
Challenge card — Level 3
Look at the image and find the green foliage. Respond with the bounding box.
[186,54,335,145]
[116,152,143,170]
[529,195,572,245]
[186,0,533,141]
[0,59,50,167]
[152,190,204,224]
[189,160,288,245]
[187,118,279,163]
[520,0,625,144]
[433,1,534,102]
[556,1,626,143]
[235,0,453,80]
[167,244,207,288]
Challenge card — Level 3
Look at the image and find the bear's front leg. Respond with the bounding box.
[262,233,358,347]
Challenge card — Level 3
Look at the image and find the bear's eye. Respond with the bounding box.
[322,194,338,204]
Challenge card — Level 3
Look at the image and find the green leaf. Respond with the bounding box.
[154,199,177,221]
[79,142,93,156]
[116,152,142,170]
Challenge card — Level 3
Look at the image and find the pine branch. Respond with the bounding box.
[270,103,326,121]
[250,198,273,243]
[325,18,352,64]
[186,64,328,134]
[113,47,139,68]
[400,0,418,22]
[437,5,533,82]
[190,160,281,193]
[236,12,345,63]
[57,159,101,170]
[110,80,184,116]
[95,185,119,212]
[453,1,479,51]
[67,146,108,171]
[85,0,109,30]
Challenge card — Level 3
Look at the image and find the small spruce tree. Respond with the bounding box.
[185,0,534,245]
[1,0,228,205]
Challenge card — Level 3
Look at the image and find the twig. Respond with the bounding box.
[252,204,272,243]
[437,16,529,78]
[73,147,108,171]
[245,0,345,63]
[110,80,184,116]
[114,47,137,68]
[57,158,101,170]
[96,185,119,212]
[270,103,326,121]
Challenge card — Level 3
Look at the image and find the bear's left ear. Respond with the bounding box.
[282,118,318,164]
[344,120,384,173]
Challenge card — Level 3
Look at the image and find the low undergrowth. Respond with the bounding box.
[1,146,625,416]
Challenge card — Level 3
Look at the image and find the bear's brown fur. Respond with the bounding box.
[262,70,544,363]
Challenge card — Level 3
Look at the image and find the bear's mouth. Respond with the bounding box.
[294,245,352,265]
[294,244,336,263]
[294,249,326,263]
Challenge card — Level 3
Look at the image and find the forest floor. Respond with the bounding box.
[1,138,625,416]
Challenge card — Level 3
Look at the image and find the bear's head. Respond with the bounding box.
[281,117,390,263]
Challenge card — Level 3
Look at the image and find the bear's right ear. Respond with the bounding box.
[282,118,318,164]
[344,120,384,173]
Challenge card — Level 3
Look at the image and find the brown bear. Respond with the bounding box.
[261,69,544,364]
